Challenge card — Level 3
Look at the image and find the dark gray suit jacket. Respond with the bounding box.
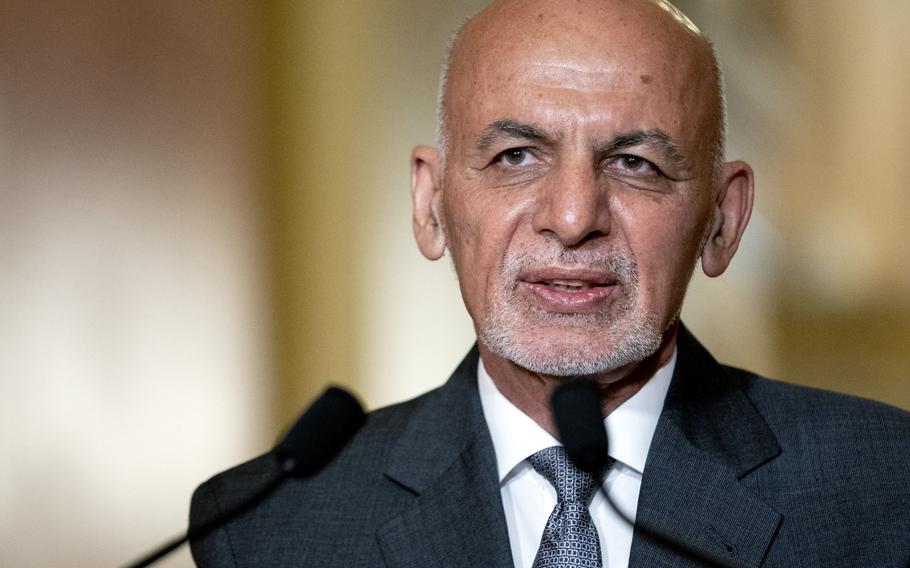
[190,328,910,567]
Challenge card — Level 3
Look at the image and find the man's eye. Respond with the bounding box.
[611,154,659,175]
[497,148,536,167]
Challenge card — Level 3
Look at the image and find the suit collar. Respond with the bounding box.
[382,346,487,493]
[662,326,781,478]
[630,326,783,567]
[378,346,513,568]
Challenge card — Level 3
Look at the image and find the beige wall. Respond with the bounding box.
[0,2,271,566]
[774,1,910,405]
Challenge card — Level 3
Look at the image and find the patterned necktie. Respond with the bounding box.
[528,446,613,568]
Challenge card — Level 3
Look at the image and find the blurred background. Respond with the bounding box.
[1,1,907,566]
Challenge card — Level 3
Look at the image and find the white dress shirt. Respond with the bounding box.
[477,351,676,568]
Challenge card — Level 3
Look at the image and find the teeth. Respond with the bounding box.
[547,279,591,291]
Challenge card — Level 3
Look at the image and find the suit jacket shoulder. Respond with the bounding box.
[189,393,423,566]
[630,326,910,567]
[739,368,910,566]
[190,346,513,568]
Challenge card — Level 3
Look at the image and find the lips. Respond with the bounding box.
[520,267,614,288]
[518,267,618,312]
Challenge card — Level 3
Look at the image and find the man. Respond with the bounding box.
[190,1,910,566]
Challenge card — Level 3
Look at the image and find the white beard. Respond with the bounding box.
[477,245,664,376]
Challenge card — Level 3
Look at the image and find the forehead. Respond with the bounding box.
[446,2,718,155]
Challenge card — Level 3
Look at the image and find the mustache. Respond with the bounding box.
[501,246,639,283]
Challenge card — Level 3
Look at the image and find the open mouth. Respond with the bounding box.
[517,268,618,312]
[541,279,597,292]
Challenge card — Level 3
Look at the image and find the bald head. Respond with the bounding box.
[436,0,725,178]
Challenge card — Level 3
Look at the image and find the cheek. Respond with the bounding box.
[443,187,531,306]
[613,195,708,306]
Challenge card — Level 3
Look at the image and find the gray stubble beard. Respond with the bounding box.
[478,246,664,377]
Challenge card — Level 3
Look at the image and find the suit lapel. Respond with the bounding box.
[377,347,513,568]
[630,327,783,568]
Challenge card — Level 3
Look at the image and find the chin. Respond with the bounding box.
[480,316,664,377]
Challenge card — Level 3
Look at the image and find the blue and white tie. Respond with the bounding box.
[528,446,612,568]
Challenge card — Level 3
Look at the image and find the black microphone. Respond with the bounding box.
[551,378,725,567]
[551,377,610,475]
[275,386,366,476]
[122,386,366,568]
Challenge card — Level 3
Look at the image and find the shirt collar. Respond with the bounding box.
[478,349,675,482]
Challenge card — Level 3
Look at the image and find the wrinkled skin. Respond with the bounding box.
[411,0,754,433]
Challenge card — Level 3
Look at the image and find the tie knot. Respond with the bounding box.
[528,446,607,506]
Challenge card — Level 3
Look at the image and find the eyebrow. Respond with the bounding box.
[475,119,553,152]
[474,121,692,174]
[598,129,691,173]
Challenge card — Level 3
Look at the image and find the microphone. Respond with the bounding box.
[551,377,610,475]
[551,379,725,567]
[275,386,366,475]
[122,386,366,568]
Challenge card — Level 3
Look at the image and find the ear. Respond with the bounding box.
[701,160,755,277]
[411,145,446,260]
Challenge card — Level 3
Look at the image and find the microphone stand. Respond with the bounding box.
[121,386,365,568]
[122,469,286,568]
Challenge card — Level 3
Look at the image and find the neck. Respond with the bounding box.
[480,322,679,439]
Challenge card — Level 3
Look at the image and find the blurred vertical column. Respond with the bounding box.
[0,1,273,566]
[262,1,376,425]
[774,0,910,408]
[263,0,484,420]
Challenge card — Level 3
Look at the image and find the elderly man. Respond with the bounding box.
[190,1,910,566]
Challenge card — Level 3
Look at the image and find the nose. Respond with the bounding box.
[531,159,611,246]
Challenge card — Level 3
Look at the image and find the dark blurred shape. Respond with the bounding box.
[275,386,366,475]
[551,378,610,474]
